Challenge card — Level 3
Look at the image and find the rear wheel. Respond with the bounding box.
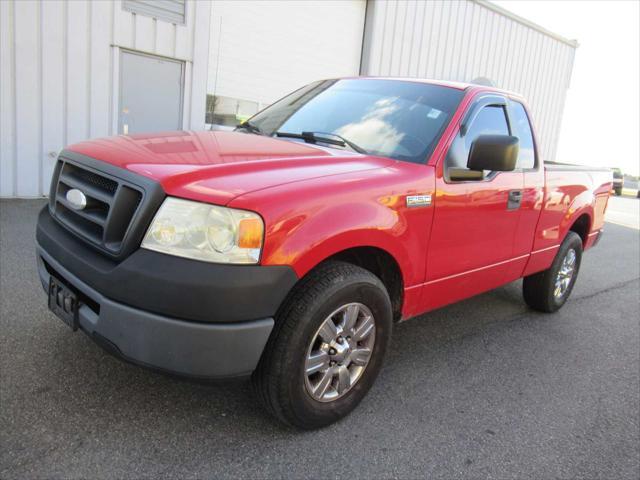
[252,261,393,429]
[523,231,583,313]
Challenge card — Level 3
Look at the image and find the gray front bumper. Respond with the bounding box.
[37,245,274,379]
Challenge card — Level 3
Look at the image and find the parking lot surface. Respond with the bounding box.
[1,199,639,479]
[607,195,640,229]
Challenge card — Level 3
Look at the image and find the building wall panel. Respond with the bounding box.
[66,0,89,146]
[13,0,40,196]
[0,0,16,196]
[40,0,65,196]
[89,1,112,140]
[207,0,365,110]
[361,0,577,161]
[0,0,210,197]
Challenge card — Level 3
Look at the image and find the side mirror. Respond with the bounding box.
[467,135,519,172]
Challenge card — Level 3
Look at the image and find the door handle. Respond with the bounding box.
[508,190,522,210]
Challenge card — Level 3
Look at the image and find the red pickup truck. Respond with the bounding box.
[37,78,612,429]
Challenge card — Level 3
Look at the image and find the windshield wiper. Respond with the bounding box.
[275,131,368,154]
[235,120,264,135]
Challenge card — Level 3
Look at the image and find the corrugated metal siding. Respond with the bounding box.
[361,0,577,162]
[0,0,210,197]
[123,0,186,25]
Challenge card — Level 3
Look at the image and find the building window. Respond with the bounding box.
[122,0,186,25]
[205,95,260,127]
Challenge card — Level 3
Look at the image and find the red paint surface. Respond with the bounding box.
[67,81,612,320]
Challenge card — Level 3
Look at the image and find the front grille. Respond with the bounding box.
[50,158,145,257]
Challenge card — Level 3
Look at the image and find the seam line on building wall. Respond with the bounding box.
[414,1,425,77]
[172,23,177,58]
[153,18,158,53]
[406,0,418,77]
[188,0,196,128]
[396,1,408,76]
[387,1,398,75]
[38,0,43,195]
[540,38,558,150]
[108,1,114,136]
[447,1,458,77]
[62,0,68,147]
[86,1,92,139]
[202,2,212,130]
[460,1,471,78]
[424,2,436,77]
[131,12,136,50]
[504,17,516,87]
[11,0,17,196]
[482,5,495,79]
[358,0,368,75]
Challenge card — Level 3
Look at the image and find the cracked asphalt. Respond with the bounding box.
[1,199,639,479]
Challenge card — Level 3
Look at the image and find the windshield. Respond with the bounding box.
[248,79,465,164]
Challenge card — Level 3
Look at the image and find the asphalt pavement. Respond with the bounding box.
[1,199,639,479]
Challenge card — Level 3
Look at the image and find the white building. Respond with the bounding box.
[1,0,577,198]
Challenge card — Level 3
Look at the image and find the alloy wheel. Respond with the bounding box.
[304,303,376,402]
[554,248,576,299]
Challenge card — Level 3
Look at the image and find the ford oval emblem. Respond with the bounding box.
[66,189,87,210]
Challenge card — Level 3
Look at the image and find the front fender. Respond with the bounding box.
[261,201,425,287]
[228,162,436,291]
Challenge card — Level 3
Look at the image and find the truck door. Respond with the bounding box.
[506,100,545,281]
[422,95,525,312]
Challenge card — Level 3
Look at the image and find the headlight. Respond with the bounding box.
[141,197,264,264]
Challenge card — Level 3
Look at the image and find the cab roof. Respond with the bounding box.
[343,76,525,99]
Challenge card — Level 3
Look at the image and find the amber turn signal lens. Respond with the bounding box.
[238,218,263,249]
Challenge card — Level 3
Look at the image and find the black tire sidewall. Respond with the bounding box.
[283,277,392,427]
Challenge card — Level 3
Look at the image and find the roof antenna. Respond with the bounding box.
[470,77,495,87]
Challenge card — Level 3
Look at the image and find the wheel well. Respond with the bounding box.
[569,214,591,246]
[328,247,404,322]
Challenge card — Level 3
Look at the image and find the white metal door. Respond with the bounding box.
[118,50,184,134]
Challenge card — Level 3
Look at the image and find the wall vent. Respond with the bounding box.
[122,0,186,25]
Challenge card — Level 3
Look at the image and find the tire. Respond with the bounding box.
[523,231,583,313]
[614,187,622,196]
[252,261,393,429]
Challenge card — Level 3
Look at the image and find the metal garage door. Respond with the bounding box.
[207,0,365,119]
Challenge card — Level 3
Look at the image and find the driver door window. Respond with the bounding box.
[446,105,510,171]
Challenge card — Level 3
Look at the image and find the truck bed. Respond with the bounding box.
[544,161,612,173]
[538,163,612,249]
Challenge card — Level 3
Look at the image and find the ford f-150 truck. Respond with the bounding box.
[37,78,612,429]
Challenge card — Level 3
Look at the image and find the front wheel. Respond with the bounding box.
[252,261,393,429]
[523,231,583,313]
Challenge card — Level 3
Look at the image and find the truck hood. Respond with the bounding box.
[67,130,394,204]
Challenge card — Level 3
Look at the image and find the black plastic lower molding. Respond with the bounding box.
[37,206,298,323]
